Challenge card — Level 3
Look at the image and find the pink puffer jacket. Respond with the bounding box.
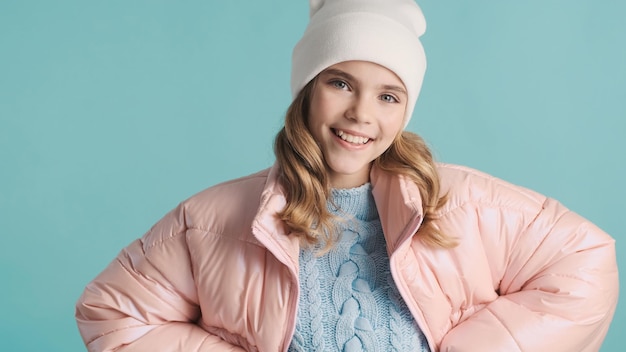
[75,163,618,351]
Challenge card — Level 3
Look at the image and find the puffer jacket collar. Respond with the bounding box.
[370,165,425,252]
[250,163,425,276]
[250,164,301,278]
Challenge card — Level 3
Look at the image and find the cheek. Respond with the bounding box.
[394,108,406,130]
[307,95,324,127]
[309,88,340,123]
[382,112,405,136]
[306,107,320,132]
[306,106,325,143]
[394,118,405,134]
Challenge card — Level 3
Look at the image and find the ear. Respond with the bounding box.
[309,0,325,17]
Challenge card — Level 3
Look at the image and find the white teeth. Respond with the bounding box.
[336,130,369,144]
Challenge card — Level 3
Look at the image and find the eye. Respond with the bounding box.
[330,80,349,90]
[380,94,399,103]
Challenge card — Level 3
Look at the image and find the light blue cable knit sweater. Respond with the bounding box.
[288,183,430,352]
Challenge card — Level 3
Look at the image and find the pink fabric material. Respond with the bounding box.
[76,163,618,351]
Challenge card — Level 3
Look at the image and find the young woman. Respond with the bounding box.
[75,0,618,351]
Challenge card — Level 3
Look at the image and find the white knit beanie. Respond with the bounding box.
[291,0,427,127]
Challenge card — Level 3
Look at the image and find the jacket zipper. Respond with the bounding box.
[388,213,436,351]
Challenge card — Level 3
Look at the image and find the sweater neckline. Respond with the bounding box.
[329,183,379,222]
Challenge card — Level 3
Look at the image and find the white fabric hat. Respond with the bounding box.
[291,0,427,126]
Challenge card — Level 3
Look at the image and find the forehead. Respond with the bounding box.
[321,61,406,93]
[324,61,404,83]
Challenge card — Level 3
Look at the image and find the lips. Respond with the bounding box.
[333,129,371,145]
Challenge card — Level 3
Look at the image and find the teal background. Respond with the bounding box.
[1,0,623,350]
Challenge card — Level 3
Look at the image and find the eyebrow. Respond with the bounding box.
[322,68,408,96]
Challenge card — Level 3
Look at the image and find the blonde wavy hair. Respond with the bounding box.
[274,78,456,249]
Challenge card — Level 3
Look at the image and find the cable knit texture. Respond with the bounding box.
[289,183,429,352]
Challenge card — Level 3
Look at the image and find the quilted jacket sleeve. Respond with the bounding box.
[75,204,245,352]
[439,197,619,352]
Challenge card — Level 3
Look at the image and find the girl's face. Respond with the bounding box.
[307,60,407,188]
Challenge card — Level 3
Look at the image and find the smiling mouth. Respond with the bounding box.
[333,129,371,145]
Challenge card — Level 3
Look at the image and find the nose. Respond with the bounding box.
[345,94,372,124]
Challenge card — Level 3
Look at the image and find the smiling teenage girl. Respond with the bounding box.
[76,0,618,351]
[306,61,407,188]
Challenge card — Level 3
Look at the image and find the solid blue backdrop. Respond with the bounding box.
[0,1,623,350]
